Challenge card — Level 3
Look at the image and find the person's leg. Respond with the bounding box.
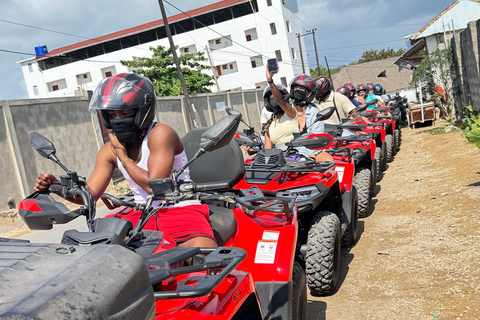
[313,152,334,162]
[178,236,217,248]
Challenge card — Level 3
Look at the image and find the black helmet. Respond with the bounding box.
[366,82,375,92]
[344,83,356,99]
[374,84,383,95]
[313,76,332,101]
[337,86,351,98]
[89,73,156,130]
[263,84,290,114]
[289,74,316,105]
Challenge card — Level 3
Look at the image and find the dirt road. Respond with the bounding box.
[307,121,480,320]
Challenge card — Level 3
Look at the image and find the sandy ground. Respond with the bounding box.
[307,121,480,320]
[2,120,478,320]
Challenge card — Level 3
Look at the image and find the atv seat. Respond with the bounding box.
[208,205,237,246]
[182,129,245,246]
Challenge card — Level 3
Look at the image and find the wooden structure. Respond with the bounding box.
[408,102,435,127]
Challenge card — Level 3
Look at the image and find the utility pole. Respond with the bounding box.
[157,0,198,128]
[205,45,220,92]
[296,33,305,73]
[307,28,320,76]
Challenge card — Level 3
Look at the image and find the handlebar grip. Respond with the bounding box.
[193,181,229,192]
[48,184,63,194]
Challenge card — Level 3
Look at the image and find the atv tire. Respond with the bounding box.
[292,261,307,320]
[375,146,383,182]
[342,186,358,247]
[381,142,387,171]
[306,211,341,296]
[370,159,377,196]
[385,134,394,163]
[353,168,371,218]
[395,129,401,152]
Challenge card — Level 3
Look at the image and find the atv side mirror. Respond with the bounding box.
[315,107,336,121]
[29,132,58,161]
[225,108,242,118]
[356,103,369,112]
[200,114,241,152]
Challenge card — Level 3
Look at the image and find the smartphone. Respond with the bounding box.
[267,58,278,72]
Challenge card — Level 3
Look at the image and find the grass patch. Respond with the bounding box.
[430,126,461,135]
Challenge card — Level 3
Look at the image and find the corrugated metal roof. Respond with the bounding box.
[36,0,250,61]
[412,0,480,39]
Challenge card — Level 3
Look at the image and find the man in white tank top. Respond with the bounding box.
[34,73,217,248]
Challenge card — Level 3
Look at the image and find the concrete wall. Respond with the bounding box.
[0,88,263,212]
[452,19,480,112]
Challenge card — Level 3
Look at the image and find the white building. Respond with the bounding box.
[18,0,309,99]
[394,0,480,70]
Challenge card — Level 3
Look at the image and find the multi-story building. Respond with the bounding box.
[18,0,309,98]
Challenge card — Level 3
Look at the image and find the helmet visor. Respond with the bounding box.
[88,76,152,112]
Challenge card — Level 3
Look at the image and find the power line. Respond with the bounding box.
[0,19,90,39]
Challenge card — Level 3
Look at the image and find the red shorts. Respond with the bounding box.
[121,204,216,245]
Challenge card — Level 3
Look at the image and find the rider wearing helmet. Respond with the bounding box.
[344,83,360,106]
[34,73,217,249]
[366,82,375,95]
[356,84,368,104]
[265,65,332,161]
[313,76,360,125]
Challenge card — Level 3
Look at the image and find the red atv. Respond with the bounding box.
[359,109,388,181]
[226,107,358,296]
[10,116,305,320]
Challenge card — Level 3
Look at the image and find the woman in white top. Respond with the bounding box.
[265,66,333,161]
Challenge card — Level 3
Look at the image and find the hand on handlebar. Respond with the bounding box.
[34,173,59,192]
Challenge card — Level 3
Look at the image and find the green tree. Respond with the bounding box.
[357,47,406,63]
[310,65,346,78]
[410,47,456,117]
[121,45,215,97]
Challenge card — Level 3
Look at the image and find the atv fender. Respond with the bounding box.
[256,281,293,320]
[340,190,353,235]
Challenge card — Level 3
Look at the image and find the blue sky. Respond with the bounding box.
[0,0,455,99]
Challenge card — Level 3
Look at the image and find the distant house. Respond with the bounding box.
[394,0,480,70]
[332,57,415,100]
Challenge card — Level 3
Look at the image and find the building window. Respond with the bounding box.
[275,50,283,62]
[209,35,233,50]
[33,85,39,96]
[280,77,287,87]
[76,72,92,85]
[52,85,59,91]
[47,79,67,92]
[270,23,277,35]
[250,55,263,68]
[436,34,445,44]
[101,66,116,78]
[28,63,33,72]
[291,48,296,60]
[105,71,112,77]
[245,28,258,42]
[180,45,197,55]
[267,0,272,6]
[286,20,291,32]
[216,62,238,76]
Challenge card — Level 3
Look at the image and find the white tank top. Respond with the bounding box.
[116,122,199,207]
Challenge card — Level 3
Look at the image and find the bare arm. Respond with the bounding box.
[265,65,296,119]
[264,133,272,149]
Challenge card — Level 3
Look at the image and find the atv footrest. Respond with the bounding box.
[145,247,247,299]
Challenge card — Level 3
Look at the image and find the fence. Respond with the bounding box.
[0,88,264,212]
[451,19,480,113]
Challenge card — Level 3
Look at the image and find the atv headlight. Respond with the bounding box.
[288,186,321,201]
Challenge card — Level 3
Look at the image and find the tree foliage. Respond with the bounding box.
[310,47,406,78]
[459,105,480,148]
[356,47,406,64]
[410,47,456,117]
[121,45,215,97]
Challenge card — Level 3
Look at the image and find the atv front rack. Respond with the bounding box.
[234,188,296,219]
[143,246,246,299]
[245,160,336,173]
